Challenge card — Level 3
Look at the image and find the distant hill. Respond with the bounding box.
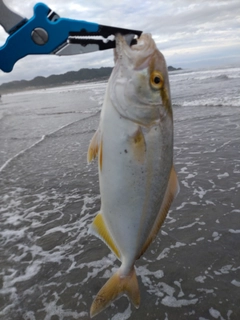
[0,67,112,94]
[168,66,182,72]
[0,66,181,94]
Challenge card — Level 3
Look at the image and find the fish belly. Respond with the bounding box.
[99,97,173,266]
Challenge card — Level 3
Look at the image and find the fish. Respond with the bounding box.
[87,33,179,317]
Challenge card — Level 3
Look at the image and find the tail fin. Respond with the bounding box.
[90,267,140,318]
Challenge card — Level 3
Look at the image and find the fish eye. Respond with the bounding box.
[150,71,164,90]
[154,77,161,84]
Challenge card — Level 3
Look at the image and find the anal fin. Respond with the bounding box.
[89,213,120,260]
[138,166,179,258]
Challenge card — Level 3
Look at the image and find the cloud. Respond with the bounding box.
[0,0,239,84]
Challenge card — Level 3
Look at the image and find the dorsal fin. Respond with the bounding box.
[137,166,179,259]
[89,213,121,260]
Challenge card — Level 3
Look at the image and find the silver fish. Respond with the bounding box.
[87,33,179,317]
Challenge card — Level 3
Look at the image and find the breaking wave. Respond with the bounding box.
[0,112,99,173]
[170,67,240,82]
[213,74,229,81]
[173,96,240,108]
[0,111,4,121]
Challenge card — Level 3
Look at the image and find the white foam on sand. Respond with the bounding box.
[193,187,207,199]
[135,264,198,308]
[212,231,222,241]
[229,229,240,234]
[196,237,205,242]
[231,280,240,287]
[176,201,199,211]
[41,291,86,320]
[217,172,229,179]
[0,186,102,318]
[195,276,206,283]
[78,254,117,285]
[157,242,186,260]
[209,307,225,319]
[178,220,205,230]
[161,295,198,308]
[214,265,233,275]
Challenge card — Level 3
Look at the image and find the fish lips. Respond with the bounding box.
[114,33,157,68]
[114,33,143,63]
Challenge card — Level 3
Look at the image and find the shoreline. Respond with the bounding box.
[0,72,239,319]
[0,66,182,95]
[0,77,110,95]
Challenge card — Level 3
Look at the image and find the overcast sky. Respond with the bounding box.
[0,0,239,84]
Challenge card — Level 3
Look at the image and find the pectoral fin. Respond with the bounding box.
[138,166,179,258]
[129,127,146,164]
[87,128,101,163]
[89,213,120,260]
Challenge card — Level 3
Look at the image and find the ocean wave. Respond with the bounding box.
[212,74,229,81]
[0,112,100,173]
[173,97,240,108]
[182,99,240,107]
[0,135,46,173]
[170,67,240,82]
[0,110,10,122]
[0,111,4,121]
[181,74,231,82]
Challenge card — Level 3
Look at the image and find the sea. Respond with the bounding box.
[0,65,240,320]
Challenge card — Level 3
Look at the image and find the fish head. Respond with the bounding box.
[110,33,172,126]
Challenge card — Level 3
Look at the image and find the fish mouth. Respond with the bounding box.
[114,33,157,67]
[122,34,138,47]
[115,33,142,53]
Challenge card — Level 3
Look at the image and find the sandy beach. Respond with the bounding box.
[0,67,240,320]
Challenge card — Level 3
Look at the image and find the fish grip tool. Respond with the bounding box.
[0,1,142,72]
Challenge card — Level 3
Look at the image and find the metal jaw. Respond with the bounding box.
[0,0,26,34]
[55,25,141,55]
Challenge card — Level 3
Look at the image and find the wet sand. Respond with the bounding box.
[0,85,240,320]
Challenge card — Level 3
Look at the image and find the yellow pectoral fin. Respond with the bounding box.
[89,213,120,260]
[90,267,140,318]
[138,166,180,258]
[87,128,101,163]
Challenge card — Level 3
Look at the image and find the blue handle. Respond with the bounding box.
[0,3,99,72]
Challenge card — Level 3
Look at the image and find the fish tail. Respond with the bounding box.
[90,267,140,318]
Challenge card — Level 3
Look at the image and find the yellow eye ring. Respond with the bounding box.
[150,71,164,90]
